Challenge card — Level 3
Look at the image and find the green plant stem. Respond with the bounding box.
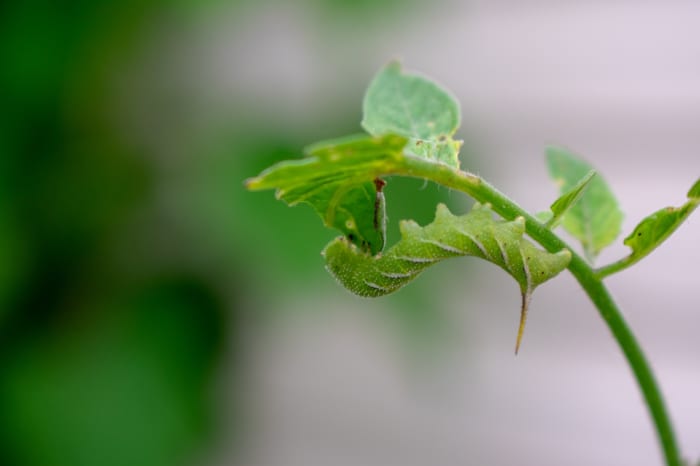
[596,256,636,279]
[393,158,682,466]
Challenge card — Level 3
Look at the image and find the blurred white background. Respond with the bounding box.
[183,1,700,465]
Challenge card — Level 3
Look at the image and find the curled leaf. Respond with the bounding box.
[623,177,700,263]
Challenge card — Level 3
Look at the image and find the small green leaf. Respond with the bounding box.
[547,170,596,228]
[623,178,700,263]
[546,147,623,260]
[362,61,462,168]
[245,134,408,254]
[688,178,700,199]
[324,203,571,353]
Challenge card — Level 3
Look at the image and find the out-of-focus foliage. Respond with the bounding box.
[0,278,224,466]
[0,1,231,465]
[0,0,450,465]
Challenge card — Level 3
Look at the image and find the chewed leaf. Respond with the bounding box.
[245,134,408,254]
[362,61,462,168]
[623,177,700,263]
[323,203,571,353]
[405,137,463,168]
[547,170,596,228]
[246,63,470,254]
[546,147,623,261]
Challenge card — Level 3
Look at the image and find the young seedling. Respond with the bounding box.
[246,61,699,466]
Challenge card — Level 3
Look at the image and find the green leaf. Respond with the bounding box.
[362,61,462,168]
[324,202,571,353]
[245,133,408,254]
[546,147,623,260]
[623,178,700,263]
[547,170,596,228]
[245,63,470,254]
[688,178,700,199]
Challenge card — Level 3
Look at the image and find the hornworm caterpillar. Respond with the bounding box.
[323,202,571,352]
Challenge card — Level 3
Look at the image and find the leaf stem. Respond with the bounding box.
[595,256,635,279]
[596,199,699,280]
[393,157,682,466]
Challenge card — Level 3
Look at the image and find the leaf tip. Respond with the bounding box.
[544,145,565,162]
[544,145,585,168]
[688,178,700,199]
[244,176,261,191]
[385,58,403,73]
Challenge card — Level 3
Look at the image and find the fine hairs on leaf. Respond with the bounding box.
[246,60,698,466]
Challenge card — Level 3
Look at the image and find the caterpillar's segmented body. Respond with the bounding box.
[323,203,571,352]
[324,203,570,297]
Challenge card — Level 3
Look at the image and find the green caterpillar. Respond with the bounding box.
[323,202,571,352]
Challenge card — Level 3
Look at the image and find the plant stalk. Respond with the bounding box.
[595,256,636,279]
[395,159,682,466]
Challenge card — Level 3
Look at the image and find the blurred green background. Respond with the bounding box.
[0,1,470,465]
[3,1,699,465]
